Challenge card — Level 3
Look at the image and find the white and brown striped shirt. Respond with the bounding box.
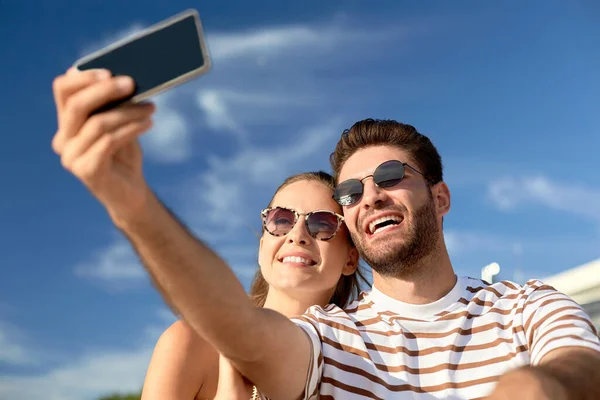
[289,276,600,399]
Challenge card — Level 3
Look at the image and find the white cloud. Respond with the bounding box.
[206,20,435,64]
[0,323,38,366]
[182,117,343,234]
[193,19,434,148]
[487,176,600,220]
[0,348,150,400]
[73,239,145,288]
[78,16,433,167]
[140,92,191,163]
[70,15,439,291]
[207,26,323,61]
[197,90,245,138]
[0,310,172,400]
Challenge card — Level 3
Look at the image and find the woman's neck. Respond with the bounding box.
[262,288,331,318]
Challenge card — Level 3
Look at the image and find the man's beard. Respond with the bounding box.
[352,194,440,278]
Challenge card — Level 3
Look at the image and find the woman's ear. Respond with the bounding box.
[342,247,359,276]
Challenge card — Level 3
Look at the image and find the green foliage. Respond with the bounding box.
[97,392,141,400]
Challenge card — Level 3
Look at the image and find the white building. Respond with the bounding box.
[542,258,600,330]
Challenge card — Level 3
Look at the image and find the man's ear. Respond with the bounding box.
[342,247,359,276]
[432,181,451,218]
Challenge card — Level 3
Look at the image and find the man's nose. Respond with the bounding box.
[360,177,389,210]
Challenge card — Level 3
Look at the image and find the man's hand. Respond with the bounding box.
[51,68,156,226]
[487,366,568,400]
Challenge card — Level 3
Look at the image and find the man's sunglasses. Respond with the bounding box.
[333,160,428,206]
[260,206,345,241]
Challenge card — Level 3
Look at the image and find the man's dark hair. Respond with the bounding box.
[330,118,443,185]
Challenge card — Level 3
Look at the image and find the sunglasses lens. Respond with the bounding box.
[334,179,364,206]
[306,212,340,240]
[374,160,405,188]
[263,208,296,236]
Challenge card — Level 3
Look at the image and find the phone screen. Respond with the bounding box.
[76,11,209,106]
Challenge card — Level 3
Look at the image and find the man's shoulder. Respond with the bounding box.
[294,290,376,326]
[459,276,579,324]
[473,277,562,300]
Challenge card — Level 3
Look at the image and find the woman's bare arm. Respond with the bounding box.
[213,354,254,400]
[142,320,219,400]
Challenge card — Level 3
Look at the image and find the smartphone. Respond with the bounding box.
[73,9,211,111]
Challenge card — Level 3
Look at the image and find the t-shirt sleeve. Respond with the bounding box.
[522,280,600,365]
[290,312,324,400]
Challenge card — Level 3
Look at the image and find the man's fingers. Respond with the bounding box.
[60,103,155,169]
[52,68,112,115]
[53,76,136,154]
[111,117,153,143]
[68,118,152,181]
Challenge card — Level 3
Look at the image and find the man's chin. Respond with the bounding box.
[362,242,407,262]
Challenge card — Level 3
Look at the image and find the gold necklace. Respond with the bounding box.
[250,385,259,400]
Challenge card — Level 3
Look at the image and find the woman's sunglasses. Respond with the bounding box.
[333,160,428,206]
[260,206,345,241]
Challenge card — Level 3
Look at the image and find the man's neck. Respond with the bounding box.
[262,288,331,318]
[372,247,457,305]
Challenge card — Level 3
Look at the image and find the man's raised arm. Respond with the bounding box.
[119,190,313,399]
[50,69,312,400]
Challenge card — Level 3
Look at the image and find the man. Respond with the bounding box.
[51,69,600,399]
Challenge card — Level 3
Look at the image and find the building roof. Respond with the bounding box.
[543,258,600,305]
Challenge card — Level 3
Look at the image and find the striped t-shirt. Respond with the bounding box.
[289,276,600,399]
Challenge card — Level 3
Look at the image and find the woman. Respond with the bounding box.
[141,171,368,399]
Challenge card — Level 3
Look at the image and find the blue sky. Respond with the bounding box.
[1,1,599,398]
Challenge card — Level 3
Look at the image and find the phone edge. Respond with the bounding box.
[70,8,212,105]
[72,9,204,69]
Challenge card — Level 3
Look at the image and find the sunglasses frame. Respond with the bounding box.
[333,159,428,206]
[260,206,345,241]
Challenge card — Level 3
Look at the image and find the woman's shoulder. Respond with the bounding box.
[145,319,220,399]
[159,319,209,347]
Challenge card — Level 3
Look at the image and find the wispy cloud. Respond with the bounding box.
[487,176,600,221]
[70,11,446,293]
[0,323,38,366]
[72,14,433,288]
[208,26,324,61]
[197,90,246,139]
[180,117,344,236]
[206,20,437,64]
[140,92,191,163]
[73,238,145,289]
[0,310,171,400]
[0,348,149,400]
[78,16,435,167]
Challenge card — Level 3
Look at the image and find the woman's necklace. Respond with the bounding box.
[251,385,259,400]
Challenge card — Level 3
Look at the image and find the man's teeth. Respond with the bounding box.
[282,256,313,265]
[369,216,403,234]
